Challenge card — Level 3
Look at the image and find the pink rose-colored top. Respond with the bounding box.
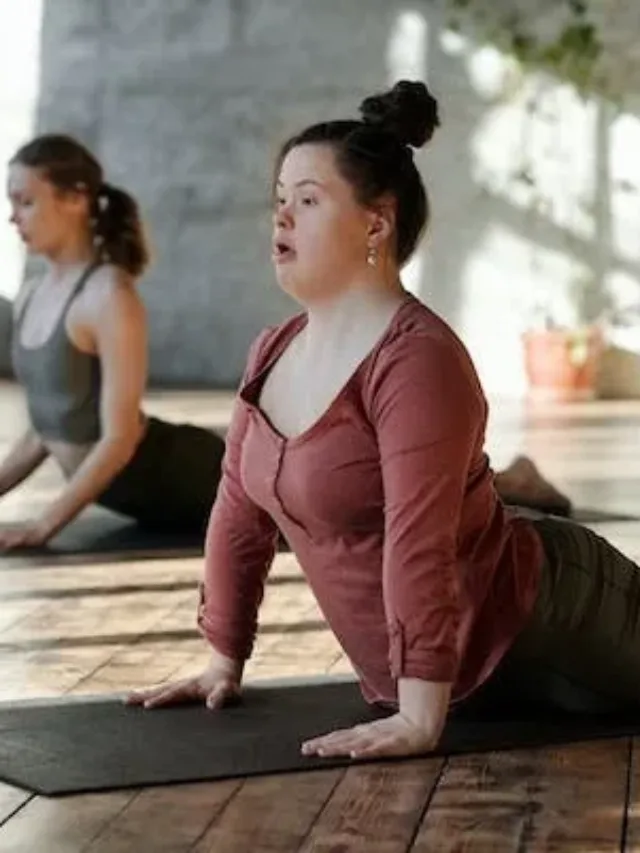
[198,294,543,705]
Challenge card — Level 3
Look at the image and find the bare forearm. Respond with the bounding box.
[397,677,452,743]
[37,436,136,536]
[0,429,49,497]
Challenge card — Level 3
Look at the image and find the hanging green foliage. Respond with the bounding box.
[447,0,606,96]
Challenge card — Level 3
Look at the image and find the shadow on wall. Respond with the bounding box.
[399,9,541,393]
[417,13,640,396]
[0,297,12,378]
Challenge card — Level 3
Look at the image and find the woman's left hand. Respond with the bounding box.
[0,520,51,551]
[301,712,439,760]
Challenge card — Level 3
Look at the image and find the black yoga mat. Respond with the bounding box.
[575,508,638,523]
[47,512,205,558]
[1,511,289,560]
[545,507,636,524]
[3,506,635,563]
[0,511,202,560]
[1,678,639,796]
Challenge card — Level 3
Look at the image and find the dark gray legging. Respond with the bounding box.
[479,513,640,714]
[97,417,226,534]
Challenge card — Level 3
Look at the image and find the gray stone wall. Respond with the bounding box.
[9,0,640,393]
[34,0,417,386]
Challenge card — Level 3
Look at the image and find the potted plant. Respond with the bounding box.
[523,322,603,401]
[522,272,605,401]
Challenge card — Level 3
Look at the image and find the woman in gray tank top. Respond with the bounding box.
[0,135,226,549]
[0,134,569,550]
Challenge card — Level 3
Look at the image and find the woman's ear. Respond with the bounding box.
[61,187,91,218]
[365,196,396,247]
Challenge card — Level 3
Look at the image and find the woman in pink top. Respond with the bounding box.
[130,81,640,759]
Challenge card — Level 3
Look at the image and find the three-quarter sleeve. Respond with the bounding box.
[197,332,280,660]
[367,330,484,684]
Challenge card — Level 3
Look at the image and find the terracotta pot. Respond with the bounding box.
[522,326,603,402]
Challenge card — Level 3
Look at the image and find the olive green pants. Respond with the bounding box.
[484,514,640,714]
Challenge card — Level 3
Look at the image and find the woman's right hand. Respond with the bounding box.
[125,655,242,710]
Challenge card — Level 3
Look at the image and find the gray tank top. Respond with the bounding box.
[11,264,102,444]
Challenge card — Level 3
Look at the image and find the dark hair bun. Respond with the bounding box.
[359,80,440,148]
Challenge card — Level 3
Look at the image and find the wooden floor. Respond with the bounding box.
[1,379,640,851]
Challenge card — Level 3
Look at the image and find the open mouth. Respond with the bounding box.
[272,240,296,263]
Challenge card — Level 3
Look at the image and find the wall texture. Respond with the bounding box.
[5,0,640,392]
[34,0,409,386]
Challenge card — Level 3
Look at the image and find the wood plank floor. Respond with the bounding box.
[1,379,640,851]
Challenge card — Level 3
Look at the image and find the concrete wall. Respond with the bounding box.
[3,0,640,392]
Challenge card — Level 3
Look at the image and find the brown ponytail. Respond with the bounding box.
[93,182,149,276]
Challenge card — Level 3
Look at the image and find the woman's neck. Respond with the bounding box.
[304,274,407,343]
[44,234,96,278]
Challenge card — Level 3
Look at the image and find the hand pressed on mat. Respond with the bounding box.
[0,520,51,551]
[302,678,451,759]
[301,712,440,759]
[126,652,243,710]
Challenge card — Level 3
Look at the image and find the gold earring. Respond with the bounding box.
[367,246,378,268]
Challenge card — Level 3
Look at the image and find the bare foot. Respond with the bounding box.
[494,455,572,516]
